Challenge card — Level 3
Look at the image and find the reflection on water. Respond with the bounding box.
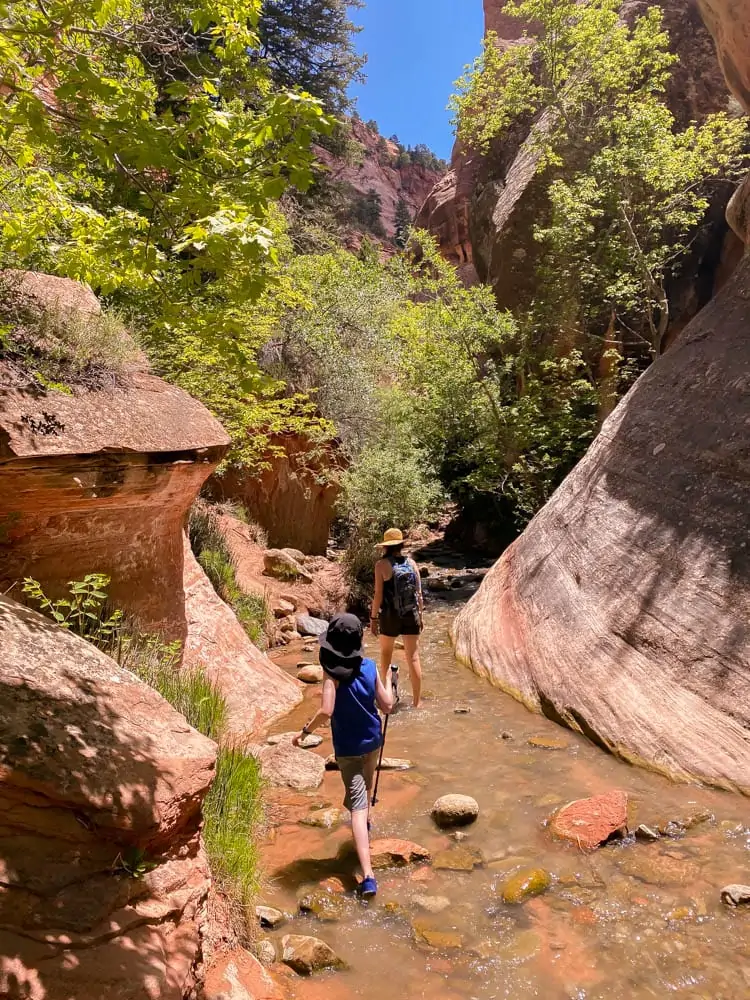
[263,606,750,1000]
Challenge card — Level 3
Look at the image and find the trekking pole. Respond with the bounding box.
[372,665,399,807]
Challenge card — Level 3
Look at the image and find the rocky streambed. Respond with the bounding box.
[253,604,750,1000]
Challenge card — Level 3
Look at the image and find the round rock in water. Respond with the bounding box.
[721,884,750,907]
[431,793,480,829]
[297,664,324,684]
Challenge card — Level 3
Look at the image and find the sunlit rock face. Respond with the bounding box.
[452,0,750,793]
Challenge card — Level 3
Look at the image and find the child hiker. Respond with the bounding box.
[293,612,395,898]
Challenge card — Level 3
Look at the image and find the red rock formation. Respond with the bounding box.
[453,0,750,789]
[0,594,216,999]
[182,535,303,737]
[209,434,344,555]
[316,118,445,241]
[0,370,229,637]
[0,274,230,638]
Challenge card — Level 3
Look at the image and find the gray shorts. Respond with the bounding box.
[337,749,380,812]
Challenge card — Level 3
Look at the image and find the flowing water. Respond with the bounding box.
[261,603,750,1000]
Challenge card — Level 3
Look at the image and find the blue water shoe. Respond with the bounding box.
[358,876,377,899]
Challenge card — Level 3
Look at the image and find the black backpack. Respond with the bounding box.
[391,558,419,615]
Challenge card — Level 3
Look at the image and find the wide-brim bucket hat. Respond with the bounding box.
[319,612,364,681]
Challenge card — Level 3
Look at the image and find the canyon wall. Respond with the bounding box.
[452,0,750,792]
[418,0,741,329]
[209,433,343,555]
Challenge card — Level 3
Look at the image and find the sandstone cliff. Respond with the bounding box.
[0,274,302,735]
[452,0,750,792]
[317,118,445,243]
[0,595,217,999]
[418,0,741,330]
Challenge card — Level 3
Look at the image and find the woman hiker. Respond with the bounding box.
[370,527,424,708]
[293,612,395,898]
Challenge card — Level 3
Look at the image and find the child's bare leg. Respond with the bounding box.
[351,808,373,879]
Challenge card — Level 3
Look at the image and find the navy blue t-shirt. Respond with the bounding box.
[331,657,382,757]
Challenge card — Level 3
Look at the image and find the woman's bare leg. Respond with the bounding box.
[378,633,396,681]
[403,634,422,708]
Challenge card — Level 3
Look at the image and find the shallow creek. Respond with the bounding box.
[262,603,750,1000]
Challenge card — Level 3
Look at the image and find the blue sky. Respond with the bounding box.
[349,0,485,161]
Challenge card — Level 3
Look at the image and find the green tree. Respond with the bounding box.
[394,197,412,248]
[0,0,328,370]
[258,0,366,114]
[451,0,748,356]
[352,188,386,238]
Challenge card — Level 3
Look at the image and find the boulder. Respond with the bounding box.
[263,549,313,584]
[297,664,324,684]
[549,792,628,851]
[273,598,296,618]
[453,262,750,792]
[0,277,230,638]
[255,939,278,968]
[182,537,303,738]
[202,948,284,1000]
[251,741,325,791]
[256,905,286,929]
[368,839,432,869]
[721,884,750,907]
[280,934,345,975]
[431,794,480,829]
[0,595,216,1000]
[296,614,328,637]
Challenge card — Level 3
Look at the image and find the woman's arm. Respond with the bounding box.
[375,667,394,714]
[292,677,336,745]
[370,559,384,635]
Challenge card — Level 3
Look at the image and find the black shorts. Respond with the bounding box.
[379,610,421,638]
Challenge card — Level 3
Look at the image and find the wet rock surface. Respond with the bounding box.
[431,794,480,828]
[432,846,483,872]
[369,839,432,869]
[298,890,346,922]
[251,741,325,791]
[256,905,286,929]
[721,884,750,906]
[549,791,628,850]
[296,614,328,637]
[280,934,345,975]
[499,867,552,904]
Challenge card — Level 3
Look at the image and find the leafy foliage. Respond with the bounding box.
[259,0,366,114]
[451,0,748,355]
[394,197,412,248]
[0,0,328,368]
[351,188,386,238]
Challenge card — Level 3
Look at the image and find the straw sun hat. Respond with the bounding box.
[379,527,404,548]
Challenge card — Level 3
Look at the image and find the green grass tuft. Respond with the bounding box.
[203,744,265,906]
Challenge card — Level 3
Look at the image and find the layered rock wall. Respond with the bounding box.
[209,434,343,556]
[452,0,750,792]
[0,595,217,999]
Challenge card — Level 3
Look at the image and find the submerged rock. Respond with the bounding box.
[433,846,483,872]
[280,934,345,975]
[300,807,344,830]
[431,794,480,829]
[267,731,323,750]
[412,918,464,950]
[298,890,345,922]
[619,852,700,887]
[499,867,552,904]
[549,791,628,851]
[413,894,452,914]
[528,735,569,750]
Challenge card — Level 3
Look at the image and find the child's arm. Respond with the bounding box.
[292,677,336,745]
[375,668,394,715]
